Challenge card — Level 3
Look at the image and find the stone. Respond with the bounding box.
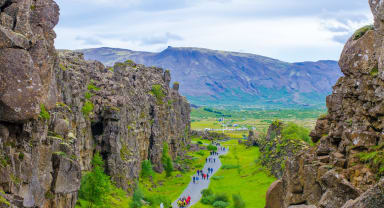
[265,180,283,208]
[341,179,384,208]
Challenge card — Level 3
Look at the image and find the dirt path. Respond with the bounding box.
[171,146,229,208]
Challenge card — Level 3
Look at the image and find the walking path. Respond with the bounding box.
[171,145,229,208]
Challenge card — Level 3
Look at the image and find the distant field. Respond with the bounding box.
[191,107,325,138]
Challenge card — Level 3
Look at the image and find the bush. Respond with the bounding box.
[197,141,203,145]
[151,84,165,104]
[201,194,216,205]
[162,143,174,177]
[201,189,213,197]
[233,194,246,208]
[281,122,311,144]
[141,160,154,178]
[87,82,101,91]
[207,144,218,151]
[214,193,229,203]
[212,201,229,208]
[130,185,144,208]
[196,150,205,156]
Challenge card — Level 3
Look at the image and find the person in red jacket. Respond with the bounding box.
[187,196,191,204]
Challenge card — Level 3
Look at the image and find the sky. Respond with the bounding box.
[54,0,372,62]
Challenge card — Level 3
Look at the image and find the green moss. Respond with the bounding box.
[59,63,67,71]
[150,84,165,105]
[30,4,36,10]
[10,174,22,185]
[125,60,135,65]
[353,25,374,40]
[56,102,71,112]
[318,113,327,119]
[18,152,24,161]
[85,92,93,100]
[39,104,50,121]
[82,101,94,117]
[53,151,67,157]
[0,193,10,206]
[45,191,55,200]
[120,144,132,161]
[370,67,379,77]
[87,82,101,92]
[108,67,114,72]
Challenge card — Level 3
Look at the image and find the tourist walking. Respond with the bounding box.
[193,176,196,184]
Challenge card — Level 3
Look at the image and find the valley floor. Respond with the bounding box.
[191,140,275,208]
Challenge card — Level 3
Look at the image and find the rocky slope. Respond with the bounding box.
[80,47,342,108]
[265,1,384,207]
[0,1,190,207]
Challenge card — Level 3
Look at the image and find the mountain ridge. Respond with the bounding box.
[80,46,342,108]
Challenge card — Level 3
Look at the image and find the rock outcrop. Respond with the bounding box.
[265,1,384,207]
[258,121,309,178]
[0,1,190,207]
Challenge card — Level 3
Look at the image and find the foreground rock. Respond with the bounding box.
[0,1,191,207]
[265,1,384,207]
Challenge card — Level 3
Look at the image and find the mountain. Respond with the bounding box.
[80,47,342,108]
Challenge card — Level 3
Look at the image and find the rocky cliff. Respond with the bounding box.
[265,1,384,207]
[0,1,190,207]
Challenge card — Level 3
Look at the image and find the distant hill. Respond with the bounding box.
[80,47,342,108]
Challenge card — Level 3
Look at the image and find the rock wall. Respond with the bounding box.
[265,1,384,207]
[0,1,191,207]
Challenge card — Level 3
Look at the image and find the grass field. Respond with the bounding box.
[191,108,323,139]
[191,140,276,208]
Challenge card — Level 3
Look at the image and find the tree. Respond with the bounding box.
[162,143,174,177]
[79,153,111,207]
[130,184,144,208]
[141,160,154,178]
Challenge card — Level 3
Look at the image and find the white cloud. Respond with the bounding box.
[54,0,372,62]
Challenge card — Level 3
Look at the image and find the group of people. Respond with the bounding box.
[177,196,191,208]
[206,157,216,163]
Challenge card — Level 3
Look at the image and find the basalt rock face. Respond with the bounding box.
[265,1,384,207]
[0,1,190,207]
[0,0,59,123]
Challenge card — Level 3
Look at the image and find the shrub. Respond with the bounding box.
[39,104,50,120]
[212,201,229,208]
[201,189,213,197]
[201,194,215,205]
[281,122,311,144]
[233,194,246,208]
[207,144,218,151]
[353,25,374,40]
[82,101,94,117]
[214,193,229,203]
[150,84,165,104]
[141,160,154,178]
[196,150,205,156]
[162,143,174,177]
[197,141,203,145]
[130,185,144,208]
